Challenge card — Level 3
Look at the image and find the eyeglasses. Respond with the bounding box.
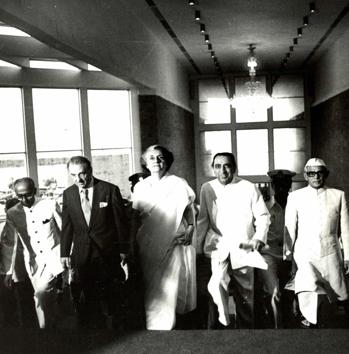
[16,192,34,200]
[306,171,325,178]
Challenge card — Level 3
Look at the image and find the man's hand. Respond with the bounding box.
[120,253,129,281]
[4,274,13,289]
[344,260,349,275]
[249,239,264,251]
[60,257,71,269]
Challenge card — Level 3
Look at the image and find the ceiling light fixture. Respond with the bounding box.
[293,38,298,45]
[195,11,201,21]
[211,51,215,58]
[309,2,316,13]
[297,27,303,37]
[188,0,195,6]
[303,15,309,26]
[204,34,210,43]
[200,23,206,34]
[289,46,294,52]
[230,45,273,111]
[207,43,212,50]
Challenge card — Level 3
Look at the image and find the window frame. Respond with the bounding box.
[0,67,140,220]
[193,73,311,192]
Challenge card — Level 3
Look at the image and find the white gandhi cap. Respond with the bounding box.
[304,158,328,170]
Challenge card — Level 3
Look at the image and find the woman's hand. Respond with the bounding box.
[175,225,194,246]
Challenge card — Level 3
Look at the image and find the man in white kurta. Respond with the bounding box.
[4,178,63,328]
[197,153,270,328]
[284,158,349,327]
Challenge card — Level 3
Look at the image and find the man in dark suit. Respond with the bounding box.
[61,156,129,329]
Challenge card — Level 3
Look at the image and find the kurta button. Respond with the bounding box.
[37,241,40,243]
[32,221,35,223]
[40,250,43,253]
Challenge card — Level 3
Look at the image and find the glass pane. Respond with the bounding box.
[0,88,25,153]
[272,75,304,97]
[273,128,306,174]
[272,75,304,122]
[37,151,82,202]
[88,90,131,149]
[236,130,268,175]
[32,89,82,151]
[91,149,132,198]
[29,60,80,71]
[199,98,231,124]
[273,97,304,121]
[234,76,269,123]
[199,131,231,176]
[199,79,227,100]
[0,153,27,219]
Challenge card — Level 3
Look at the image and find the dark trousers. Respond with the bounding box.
[0,275,37,328]
[75,253,124,329]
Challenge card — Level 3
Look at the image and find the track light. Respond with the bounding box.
[297,27,303,37]
[303,16,309,27]
[204,34,210,43]
[207,43,212,50]
[286,52,291,58]
[195,11,201,21]
[289,46,294,52]
[210,51,215,58]
[293,38,298,45]
[200,24,206,34]
[188,0,195,6]
[309,2,316,13]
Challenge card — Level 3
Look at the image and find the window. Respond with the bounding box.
[88,90,133,197]
[196,74,309,189]
[0,88,27,217]
[32,88,82,199]
[0,85,134,220]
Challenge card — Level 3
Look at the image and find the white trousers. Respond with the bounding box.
[29,266,58,329]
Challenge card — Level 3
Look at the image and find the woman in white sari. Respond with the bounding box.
[132,145,196,330]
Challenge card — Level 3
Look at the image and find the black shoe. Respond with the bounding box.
[300,318,317,329]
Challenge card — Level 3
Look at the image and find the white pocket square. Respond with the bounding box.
[99,202,108,208]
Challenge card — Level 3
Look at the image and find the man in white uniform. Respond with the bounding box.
[4,177,63,328]
[284,158,349,328]
[196,152,270,328]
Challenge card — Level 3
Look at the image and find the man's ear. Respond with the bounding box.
[33,187,37,195]
[303,172,309,182]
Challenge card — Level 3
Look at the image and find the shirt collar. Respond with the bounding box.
[22,196,40,210]
[306,184,327,195]
[79,177,94,192]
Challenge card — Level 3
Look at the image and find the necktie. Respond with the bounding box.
[81,188,91,225]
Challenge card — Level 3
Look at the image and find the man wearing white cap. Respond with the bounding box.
[284,158,349,328]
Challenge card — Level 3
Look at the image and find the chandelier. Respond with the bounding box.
[230,45,273,112]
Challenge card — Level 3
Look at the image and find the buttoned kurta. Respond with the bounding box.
[284,186,349,323]
[197,178,270,268]
[6,198,63,278]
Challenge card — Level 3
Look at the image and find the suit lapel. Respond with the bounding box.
[89,178,102,229]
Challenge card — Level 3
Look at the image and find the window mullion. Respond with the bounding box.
[79,88,92,160]
[22,87,39,186]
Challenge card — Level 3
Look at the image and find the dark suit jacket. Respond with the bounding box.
[61,178,129,273]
